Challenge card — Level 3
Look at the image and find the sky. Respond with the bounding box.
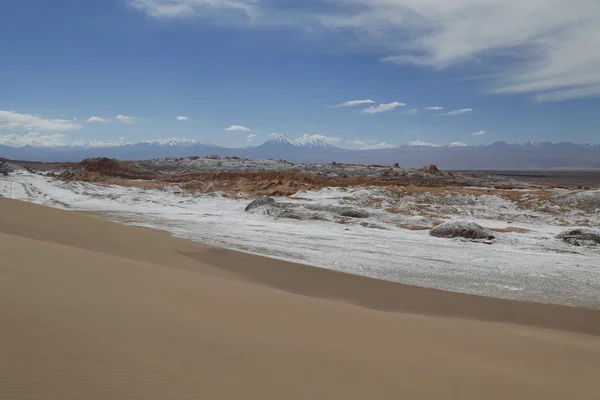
[1,0,600,149]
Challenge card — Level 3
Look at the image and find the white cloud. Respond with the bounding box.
[404,108,419,115]
[225,124,251,132]
[129,0,255,18]
[297,133,341,144]
[247,133,256,142]
[0,132,70,147]
[129,1,600,102]
[86,116,109,123]
[424,107,444,111]
[360,142,396,150]
[116,115,138,124]
[446,108,473,116]
[472,130,487,135]
[362,102,406,114]
[332,99,375,108]
[176,116,189,121]
[0,110,82,132]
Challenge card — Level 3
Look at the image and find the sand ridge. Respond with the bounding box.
[1,198,600,399]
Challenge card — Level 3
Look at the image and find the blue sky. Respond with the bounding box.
[1,0,599,149]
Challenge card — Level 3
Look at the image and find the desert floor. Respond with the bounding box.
[1,198,599,399]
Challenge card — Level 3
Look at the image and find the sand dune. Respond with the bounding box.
[1,198,599,399]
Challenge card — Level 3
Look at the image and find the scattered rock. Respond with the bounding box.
[393,163,400,168]
[245,196,276,212]
[556,228,600,246]
[430,221,495,241]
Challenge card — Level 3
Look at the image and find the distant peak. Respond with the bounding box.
[72,140,131,148]
[448,142,471,147]
[296,134,335,148]
[141,137,206,147]
[406,141,442,147]
[264,134,302,147]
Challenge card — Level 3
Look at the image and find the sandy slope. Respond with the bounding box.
[1,198,599,399]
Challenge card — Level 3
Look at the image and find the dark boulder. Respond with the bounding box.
[556,228,600,246]
[430,221,495,240]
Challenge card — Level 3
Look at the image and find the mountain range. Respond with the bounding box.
[1,134,599,170]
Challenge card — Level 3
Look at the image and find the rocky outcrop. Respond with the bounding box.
[245,196,276,212]
[245,197,370,221]
[302,204,370,218]
[423,164,441,175]
[0,161,16,176]
[430,221,495,240]
[79,158,159,180]
[277,209,328,221]
[556,228,600,246]
[338,208,370,218]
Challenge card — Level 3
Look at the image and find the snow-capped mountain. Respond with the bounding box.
[405,141,443,148]
[448,142,471,147]
[72,140,131,148]
[295,135,336,148]
[1,137,599,169]
[14,137,210,149]
[261,133,303,147]
[140,138,208,147]
[244,133,341,161]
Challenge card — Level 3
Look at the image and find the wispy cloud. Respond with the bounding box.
[0,132,70,147]
[0,110,82,132]
[247,133,256,142]
[332,99,375,108]
[225,124,251,132]
[362,102,406,115]
[128,1,600,102]
[424,107,444,111]
[176,116,188,121]
[472,130,486,135]
[446,108,473,116]
[116,115,138,124]
[86,116,109,123]
[404,108,419,115]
